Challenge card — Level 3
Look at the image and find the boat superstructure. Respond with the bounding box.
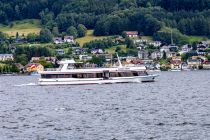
[38,58,158,85]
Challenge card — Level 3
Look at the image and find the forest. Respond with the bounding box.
[0,0,209,38]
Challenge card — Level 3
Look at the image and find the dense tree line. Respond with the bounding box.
[15,46,53,65]
[0,0,209,37]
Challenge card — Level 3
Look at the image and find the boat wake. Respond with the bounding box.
[14,83,37,87]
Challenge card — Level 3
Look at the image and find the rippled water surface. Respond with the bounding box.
[1,71,210,140]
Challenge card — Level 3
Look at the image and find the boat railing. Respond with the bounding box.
[44,68,61,71]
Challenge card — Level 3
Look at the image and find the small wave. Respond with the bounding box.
[14,83,37,87]
[54,107,66,111]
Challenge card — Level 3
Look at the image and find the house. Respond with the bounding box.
[96,54,112,62]
[127,59,143,65]
[138,50,149,60]
[25,63,44,73]
[197,42,208,55]
[160,46,170,53]
[124,31,138,38]
[180,44,192,54]
[0,54,14,61]
[79,55,92,61]
[134,39,147,44]
[170,57,182,70]
[141,59,154,65]
[53,37,63,44]
[187,59,202,69]
[125,56,138,63]
[202,61,210,69]
[197,50,206,56]
[137,44,145,50]
[197,45,206,51]
[91,48,104,54]
[30,57,57,64]
[197,41,209,48]
[64,36,74,44]
[72,48,87,55]
[56,49,65,55]
[151,51,161,59]
[171,60,182,70]
[169,44,178,52]
[149,41,162,47]
[166,52,177,58]
[160,45,176,58]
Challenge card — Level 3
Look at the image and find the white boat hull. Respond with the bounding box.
[38,75,158,86]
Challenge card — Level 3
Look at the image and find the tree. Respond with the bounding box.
[125,37,135,48]
[89,56,106,66]
[0,31,7,41]
[77,24,87,37]
[52,26,60,36]
[15,54,28,65]
[162,51,167,59]
[39,28,53,43]
[39,58,54,68]
[67,26,78,38]
[16,32,19,41]
[27,33,39,42]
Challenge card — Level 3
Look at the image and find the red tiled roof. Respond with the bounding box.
[171,60,182,65]
[124,31,138,35]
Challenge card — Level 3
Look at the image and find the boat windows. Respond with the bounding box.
[110,72,119,77]
[132,72,139,76]
[41,73,103,79]
[41,71,147,79]
[138,71,148,76]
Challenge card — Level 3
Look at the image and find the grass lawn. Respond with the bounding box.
[76,30,110,47]
[105,45,127,54]
[16,42,54,47]
[188,36,209,43]
[0,19,41,37]
[141,36,153,41]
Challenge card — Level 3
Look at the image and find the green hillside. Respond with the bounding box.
[0,19,41,37]
[76,30,111,46]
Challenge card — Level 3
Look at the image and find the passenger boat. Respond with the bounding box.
[38,57,158,85]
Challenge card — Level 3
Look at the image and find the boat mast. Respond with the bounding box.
[116,53,123,68]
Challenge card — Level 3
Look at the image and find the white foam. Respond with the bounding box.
[14,83,37,87]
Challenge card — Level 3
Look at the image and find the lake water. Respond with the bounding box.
[0,71,210,140]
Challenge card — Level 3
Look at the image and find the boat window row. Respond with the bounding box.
[41,71,147,79]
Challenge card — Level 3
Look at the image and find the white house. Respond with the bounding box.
[138,50,149,60]
[149,41,162,47]
[53,37,63,44]
[91,49,104,54]
[79,55,92,61]
[160,45,170,53]
[166,52,177,58]
[151,51,161,59]
[64,36,75,44]
[180,44,192,54]
[124,31,138,38]
[134,39,148,44]
[0,54,14,61]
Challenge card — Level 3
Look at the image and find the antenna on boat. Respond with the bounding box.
[116,53,123,68]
